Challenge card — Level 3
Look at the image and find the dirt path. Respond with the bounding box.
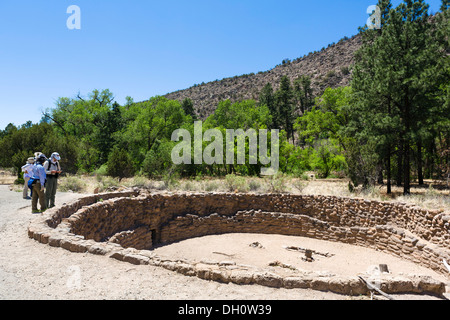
[0,185,447,300]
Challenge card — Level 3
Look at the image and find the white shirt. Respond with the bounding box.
[21,163,34,179]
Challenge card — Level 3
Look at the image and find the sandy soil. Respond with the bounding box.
[0,185,448,301]
[153,233,449,282]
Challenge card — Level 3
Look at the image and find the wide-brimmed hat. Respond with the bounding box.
[27,157,35,164]
[51,152,61,161]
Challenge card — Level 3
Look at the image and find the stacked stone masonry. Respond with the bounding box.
[28,190,450,296]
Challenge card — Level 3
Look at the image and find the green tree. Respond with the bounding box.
[204,99,273,176]
[106,146,134,180]
[96,102,124,164]
[295,87,351,179]
[119,96,188,170]
[181,98,197,120]
[293,75,314,115]
[259,83,277,129]
[0,123,17,139]
[0,122,79,177]
[45,89,119,172]
[351,0,447,194]
[275,76,295,143]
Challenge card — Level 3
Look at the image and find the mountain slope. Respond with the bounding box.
[164,34,362,119]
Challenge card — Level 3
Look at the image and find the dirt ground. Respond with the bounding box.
[153,233,449,282]
[0,185,448,301]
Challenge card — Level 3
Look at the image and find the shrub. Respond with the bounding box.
[204,181,220,192]
[96,176,121,192]
[59,175,87,193]
[225,174,249,193]
[128,175,154,189]
[181,180,197,191]
[106,147,134,180]
[94,164,108,178]
[142,142,176,178]
[266,173,288,193]
[15,171,24,185]
[325,70,336,80]
[292,179,308,194]
[248,179,262,192]
[301,173,310,181]
[161,170,180,190]
[341,66,350,75]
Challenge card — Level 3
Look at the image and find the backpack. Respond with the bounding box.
[45,160,60,178]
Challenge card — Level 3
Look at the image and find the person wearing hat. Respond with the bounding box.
[31,154,47,214]
[44,152,62,209]
[21,157,35,199]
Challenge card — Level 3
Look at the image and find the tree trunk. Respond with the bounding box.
[403,143,411,195]
[417,141,424,185]
[377,164,384,185]
[403,91,411,195]
[426,140,435,180]
[396,143,403,186]
[387,152,392,194]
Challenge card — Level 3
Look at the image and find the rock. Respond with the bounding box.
[229,270,254,285]
[254,272,283,288]
[88,244,109,256]
[219,261,236,266]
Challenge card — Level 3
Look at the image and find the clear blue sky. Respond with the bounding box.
[0,0,443,130]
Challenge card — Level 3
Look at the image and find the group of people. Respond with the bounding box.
[21,152,62,214]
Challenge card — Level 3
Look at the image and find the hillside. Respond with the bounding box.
[164,34,362,119]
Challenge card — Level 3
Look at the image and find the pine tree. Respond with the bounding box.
[294,75,314,115]
[181,98,197,120]
[275,76,295,143]
[351,0,444,195]
[259,83,277,129]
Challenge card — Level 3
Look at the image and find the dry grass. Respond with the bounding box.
[295,178,450,213]
[0,177,16,185]
[0,169,16,185]
[4,172,449,214]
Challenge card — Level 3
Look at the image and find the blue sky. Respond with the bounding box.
[0,0,443,130]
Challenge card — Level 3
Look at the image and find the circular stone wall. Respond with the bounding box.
[28,189,450,296]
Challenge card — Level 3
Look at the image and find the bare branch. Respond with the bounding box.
[42,112,67,136]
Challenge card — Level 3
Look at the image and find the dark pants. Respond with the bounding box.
[45,176,58,208]
[32,182,46,212]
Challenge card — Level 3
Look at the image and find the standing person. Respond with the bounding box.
[31,154,47,214]
[21,157,35,199]
[44,152,62,209]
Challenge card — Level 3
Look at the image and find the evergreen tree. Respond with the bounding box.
[259,83,277,129]
[293,75,314,115]
[106,146,134,180]
[352,0,397,192]
[181,98,197,120]
[275,76,295,143]
[96,102,124,164]
[351,0,446,195]
[378,0,393,27]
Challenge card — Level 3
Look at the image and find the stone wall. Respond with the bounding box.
[27,190,450,296]
[108,226,153,250]
[66,193,449,258]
